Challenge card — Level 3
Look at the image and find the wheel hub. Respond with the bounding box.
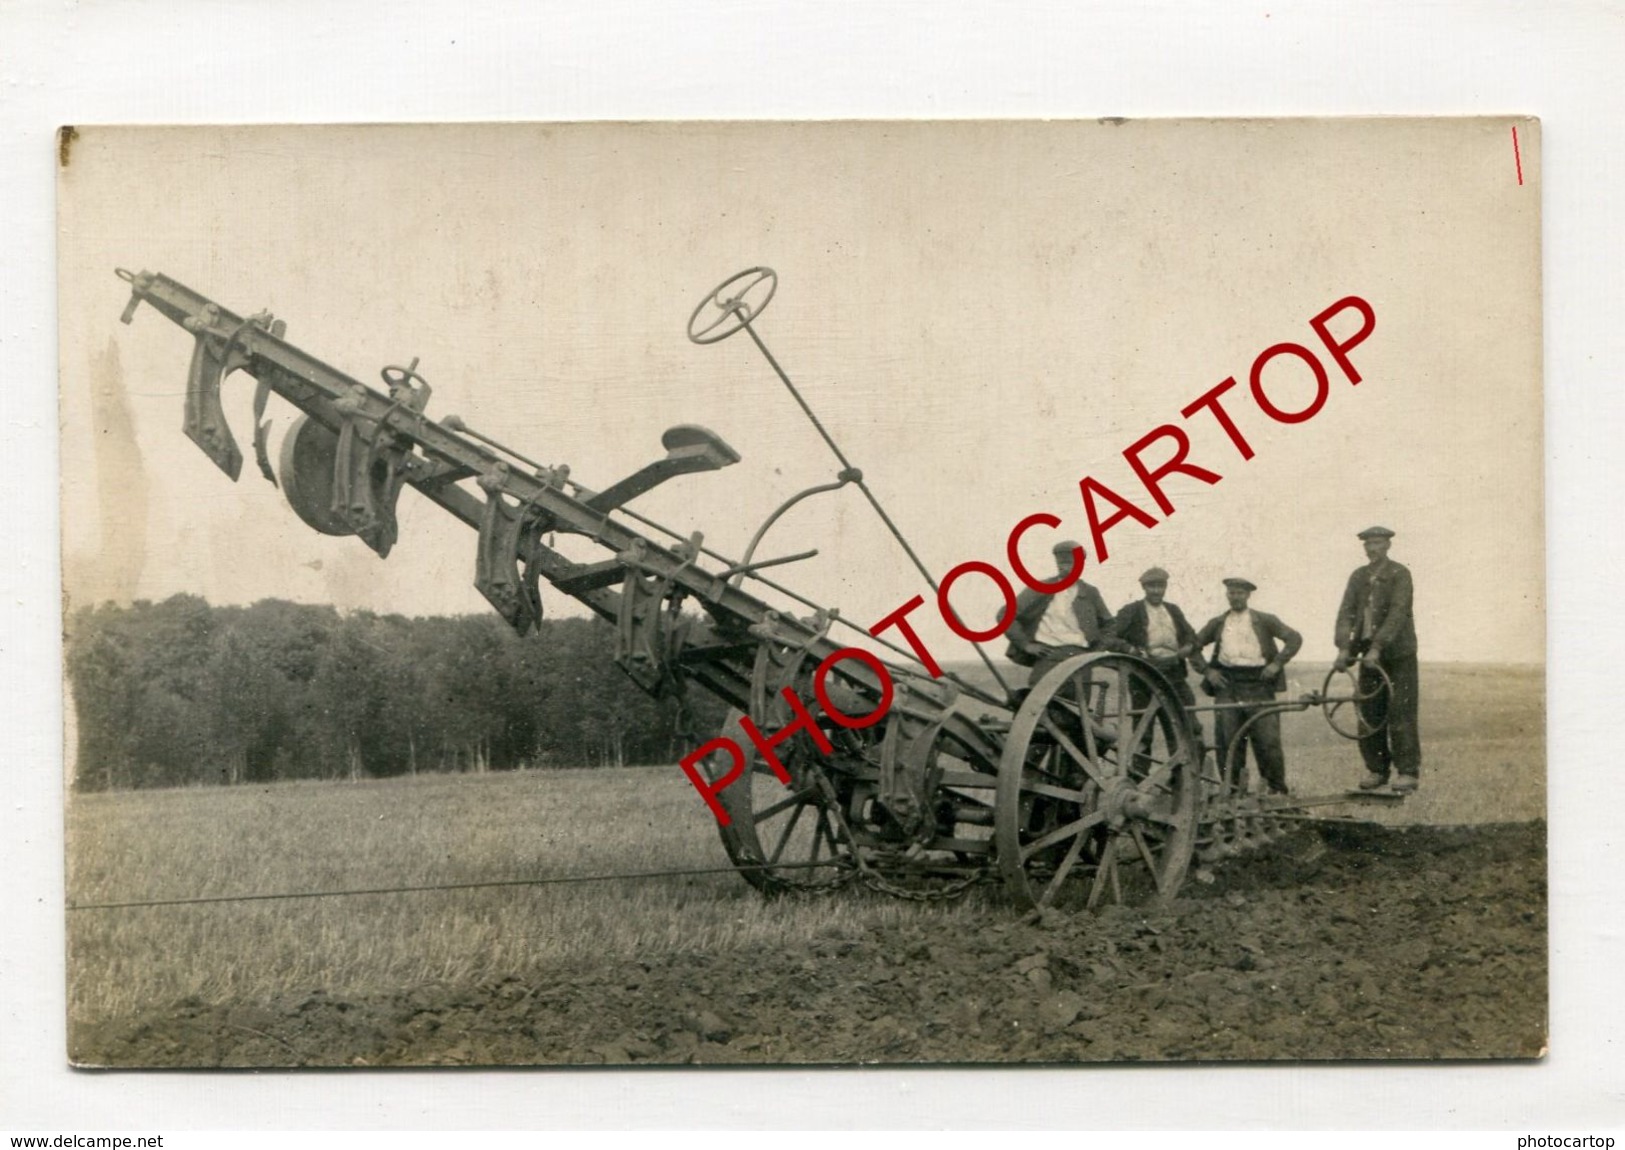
[1100,777,1149,826]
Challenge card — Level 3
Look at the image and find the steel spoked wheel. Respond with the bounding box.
[995,653,1201,911]
[706,709,855,895]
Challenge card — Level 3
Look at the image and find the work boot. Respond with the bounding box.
[1391,775,1419,793]
[1357,771,1388,790]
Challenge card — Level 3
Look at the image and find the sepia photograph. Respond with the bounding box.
[58,118,1544,1068]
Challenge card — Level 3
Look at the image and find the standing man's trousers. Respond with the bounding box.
[1214,666,1287,794]
[1357,652,1421,781]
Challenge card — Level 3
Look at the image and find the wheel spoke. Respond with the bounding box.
[1022,779,1092,805]
[1078,676,1103,764]
[1038,828,1090,908]
[1116,677,1137,761]
[1039,714,1112,789]
[819,805,845,857]
[1129,824,1163,891]
[1125,696,1160,768]
[1089,674,1111,723]
[1020,808,1107,861]
[815,808,841,859]
[1086,835,1119,910]
[1136,751,1180,795]
[767,800,807,864]
[753,788,809,823]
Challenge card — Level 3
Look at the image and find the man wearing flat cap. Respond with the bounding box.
[1334,526,1421,792]
[1190,577,1303,795]
[1000,540,1123,685]
[1115,567,1202,724]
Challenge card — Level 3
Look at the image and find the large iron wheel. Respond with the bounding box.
[995,653,1201,911]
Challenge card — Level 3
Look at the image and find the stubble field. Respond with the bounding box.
[66,662,1545,1066]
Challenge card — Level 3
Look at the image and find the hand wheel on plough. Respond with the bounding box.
[1321,659,1393,739]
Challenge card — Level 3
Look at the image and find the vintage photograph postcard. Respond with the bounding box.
[60,119,1544,1067]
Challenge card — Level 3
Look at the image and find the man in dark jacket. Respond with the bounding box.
[1115,566,1204,752]
[1115,566,1201,709]
[1000,540,1122,686]
[1333,526,1421,792]
[1190,578,1303,795]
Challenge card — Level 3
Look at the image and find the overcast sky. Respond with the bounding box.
[59,119,1542,664]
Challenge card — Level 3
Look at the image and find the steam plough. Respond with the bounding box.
[115,266,1397,911]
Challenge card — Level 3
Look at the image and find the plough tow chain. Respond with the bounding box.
[858,867,989,904]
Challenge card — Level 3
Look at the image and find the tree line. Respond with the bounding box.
[65,595,729,791]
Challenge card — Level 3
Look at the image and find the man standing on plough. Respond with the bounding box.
[1334,526,1422,793]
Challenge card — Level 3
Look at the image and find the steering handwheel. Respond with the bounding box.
[687,267,778,345]
[380,361,429,392]
[1321,659,1393,740]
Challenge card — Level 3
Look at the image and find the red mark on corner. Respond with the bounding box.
[1512,125,1524,186]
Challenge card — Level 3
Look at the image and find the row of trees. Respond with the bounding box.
[65,595,728,791]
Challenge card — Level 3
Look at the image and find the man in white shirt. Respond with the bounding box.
[1000,540,1123,686]
[1190,577,1303,795]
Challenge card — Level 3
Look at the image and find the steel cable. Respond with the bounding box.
[65,859,857,912]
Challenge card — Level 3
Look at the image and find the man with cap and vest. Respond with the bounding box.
[1190,577,1303,795]
[1000,540,1124,686]
[1334,526,1421,792]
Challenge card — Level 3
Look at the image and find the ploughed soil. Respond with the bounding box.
[74,821,1546,1066]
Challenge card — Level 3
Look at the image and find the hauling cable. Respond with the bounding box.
[66,858,857,913]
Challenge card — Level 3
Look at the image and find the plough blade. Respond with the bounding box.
[251,377,278,487]
[332,400,408,558]
[182,319,244,480]
[474,466,543,634]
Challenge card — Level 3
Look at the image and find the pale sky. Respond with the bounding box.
[59,120,1543,664]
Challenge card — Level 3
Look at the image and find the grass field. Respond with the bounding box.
[66,661,1543,1043]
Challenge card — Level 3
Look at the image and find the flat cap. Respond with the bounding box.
[1052,539,1083,554]
[1357,526,1396,540]
[1222,577,1257,591]
[1139,566,1170,585]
